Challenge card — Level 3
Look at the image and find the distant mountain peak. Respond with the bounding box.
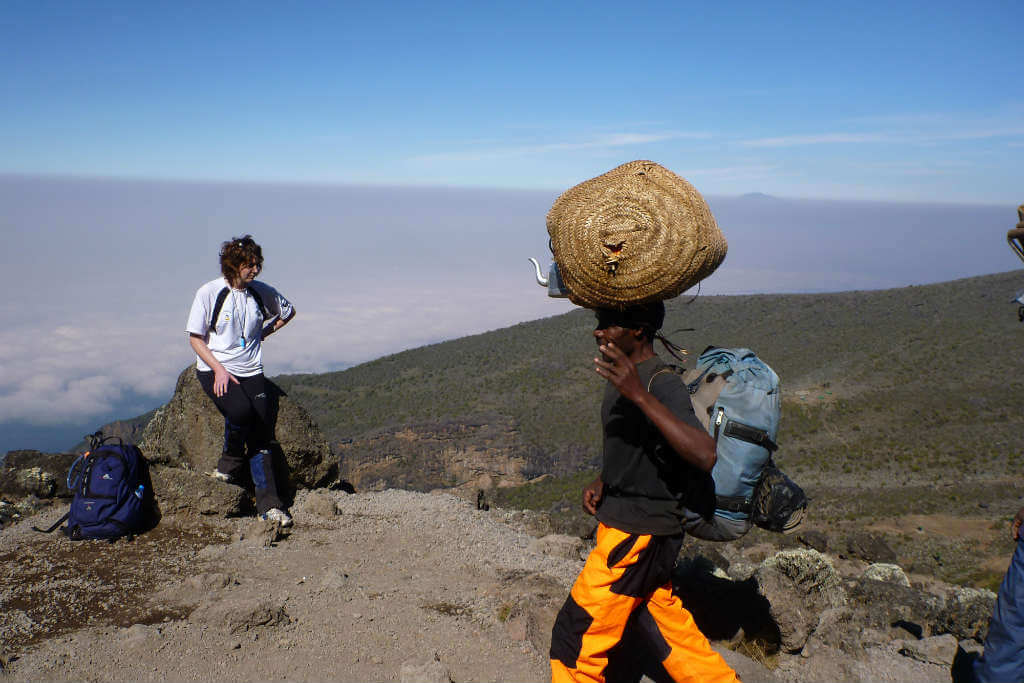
[738,192,781,201]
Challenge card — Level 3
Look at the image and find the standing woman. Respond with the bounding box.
[185,235,297,526]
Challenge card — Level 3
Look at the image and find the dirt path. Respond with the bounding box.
[1,489,957,683]
[2,490,584,682]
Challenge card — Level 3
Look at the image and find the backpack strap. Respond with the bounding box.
[683,367,729,432]
[714,495,752,514]
[209,286,270,331]
[646,366,682,393]
[722,420,779,452]
[247,286,270,318]
[32,510,70,534]
[209,287,231,330]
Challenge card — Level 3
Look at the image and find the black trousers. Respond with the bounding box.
[197,371,284,513]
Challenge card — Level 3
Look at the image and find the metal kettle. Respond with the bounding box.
[527,257,570,298]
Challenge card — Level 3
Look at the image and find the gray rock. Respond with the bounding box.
[714,645,777,683]
[294,490,338,518]
[792,642,861,681]
[754,549,846,653]
[499,572,567,656]
[189,598,289,634]
[797,529,829,552]
[803,607,862,654]
[845,531,898,564]
[237,517,284,548]
[958,638,984,656]
[150,465,249,517]
[759,549,847,605]
[863,562,911,587]
[502,509,555,538]
[897,633,959,666]
[848,575,943,638]
[399,657,452,683]
[319,567,350,590]
[120,623,152,646]
[528,534,587,561]
[725,559,759,582]
[15,467,57,498]
[184,572,237,593]
[936,586,996,641]
[140,367,333,489]
[0,450,77,500]
[0,500,21,528]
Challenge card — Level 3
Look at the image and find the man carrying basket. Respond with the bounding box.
[545,162,739,683]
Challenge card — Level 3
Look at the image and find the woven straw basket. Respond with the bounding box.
[546,160,727,309]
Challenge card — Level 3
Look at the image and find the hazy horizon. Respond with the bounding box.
[2,174,1020,454]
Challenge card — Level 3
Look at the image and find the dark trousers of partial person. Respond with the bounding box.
[550,523,738,683]
[197,371,284,514]
[974,535,1024,682]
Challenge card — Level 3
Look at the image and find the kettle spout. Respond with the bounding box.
[528,257,549,287]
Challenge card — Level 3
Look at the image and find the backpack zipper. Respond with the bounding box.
[714,407,725,441]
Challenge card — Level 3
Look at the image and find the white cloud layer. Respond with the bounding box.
[2,177,1018,429]
[0,279,574,425]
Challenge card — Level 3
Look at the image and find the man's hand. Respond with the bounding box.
[1013,506,1024,541]
[594,342,645,403]
[582,477,604,516]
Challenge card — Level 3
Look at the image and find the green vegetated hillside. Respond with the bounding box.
[275,270,1024,587]
[279,270,1024,489]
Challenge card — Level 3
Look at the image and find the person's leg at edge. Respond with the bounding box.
[642,582,740,683]
[974,536,1024,682]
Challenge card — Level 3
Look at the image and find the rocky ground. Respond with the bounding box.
[0,486,997,683]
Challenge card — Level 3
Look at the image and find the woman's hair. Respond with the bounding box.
[220,235,264,284]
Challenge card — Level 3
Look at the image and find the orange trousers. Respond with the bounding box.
[550,523,739,683]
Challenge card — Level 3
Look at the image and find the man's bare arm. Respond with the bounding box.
[594,342,716,472]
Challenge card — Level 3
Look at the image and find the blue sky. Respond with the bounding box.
[2,0,1021,202]
[2,1,1024,452]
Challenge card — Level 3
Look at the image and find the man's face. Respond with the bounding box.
[593,319,639,357]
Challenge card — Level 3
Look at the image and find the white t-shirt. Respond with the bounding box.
[185,277,294,376]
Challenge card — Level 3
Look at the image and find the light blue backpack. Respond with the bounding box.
[651,347,804,540]
[684,347,781,522]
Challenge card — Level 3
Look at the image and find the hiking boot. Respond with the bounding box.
[207,469,233,484]
[259,508,293,528]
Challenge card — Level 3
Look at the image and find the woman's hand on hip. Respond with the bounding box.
[213,367,239,397]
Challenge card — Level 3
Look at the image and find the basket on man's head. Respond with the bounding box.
[547,160,727,309]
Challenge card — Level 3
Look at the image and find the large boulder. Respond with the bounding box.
[844,531,898,564]
[149,465,250,517]
[847,574,944,637]
[754,549,846,653]
[0,450,78,500]
[140,367,334,488]
[935,586,996,641]
[862,563,911,587]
